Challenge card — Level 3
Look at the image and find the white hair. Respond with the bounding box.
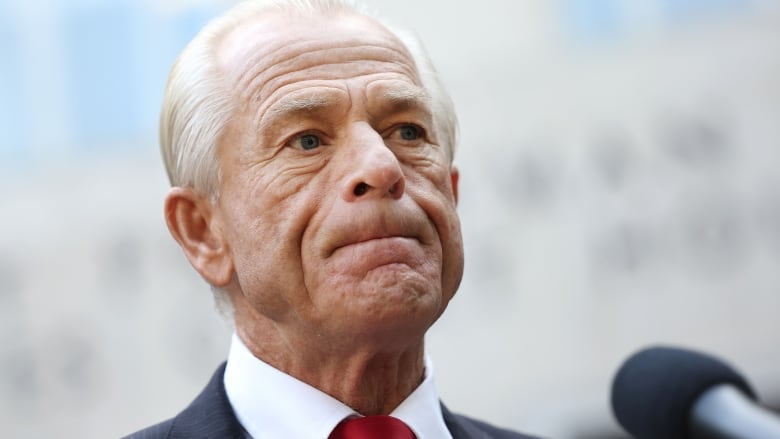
[159,0,459,310]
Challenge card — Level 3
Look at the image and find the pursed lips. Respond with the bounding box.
[329,232,421,257]
[319,205,433,259]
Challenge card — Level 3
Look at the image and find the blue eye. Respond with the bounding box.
[398,125,422,141]
[297,134,321,150]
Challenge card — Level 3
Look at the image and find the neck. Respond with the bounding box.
[234,312,427,415]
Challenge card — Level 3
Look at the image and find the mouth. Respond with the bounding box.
[318,203,434,259]
[329,233,420,257]
[328,235,427,274]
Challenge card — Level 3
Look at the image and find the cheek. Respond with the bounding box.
[229,162,325,246]
[403,163,464,294]
[402,147,455,196]
[222,176,323,312]
[230,201,298,284]
[405,161,457,209]
[440,212,464,300]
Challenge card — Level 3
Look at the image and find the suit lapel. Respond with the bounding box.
[167,363,247,439]
[442,403,490,439]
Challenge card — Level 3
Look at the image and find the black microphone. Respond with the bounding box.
[610,346,780,439]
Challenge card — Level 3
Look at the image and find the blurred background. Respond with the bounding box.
[2,0,779,437]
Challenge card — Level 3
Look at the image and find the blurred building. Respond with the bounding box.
[1,0,779,437]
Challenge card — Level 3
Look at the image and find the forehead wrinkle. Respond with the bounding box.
[235,42,419,104]
[235,39,414,90]
[257,61,418,114]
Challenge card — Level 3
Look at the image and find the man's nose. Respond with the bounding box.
[342,125,405,202]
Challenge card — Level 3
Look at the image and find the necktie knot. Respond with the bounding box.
[329,415,417,439]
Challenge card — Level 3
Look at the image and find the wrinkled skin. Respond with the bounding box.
[165,11,464,414]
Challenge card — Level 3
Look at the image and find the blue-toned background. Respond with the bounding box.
[2,0,779,437]
[0,0,219,161]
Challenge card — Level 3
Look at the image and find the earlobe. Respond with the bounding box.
[450,166,460,204]
[164,187,234,286]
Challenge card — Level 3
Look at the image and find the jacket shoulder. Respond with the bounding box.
[122,363,246,439]
[122,418,174,439]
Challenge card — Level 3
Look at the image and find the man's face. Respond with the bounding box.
[213,13,463,348]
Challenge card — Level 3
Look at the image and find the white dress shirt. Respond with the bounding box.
[223,333,453,439]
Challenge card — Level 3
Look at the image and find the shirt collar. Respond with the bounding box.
[392,355,453,439]
[223,333,452,439]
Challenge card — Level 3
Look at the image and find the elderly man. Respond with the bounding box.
[128,0,537,438]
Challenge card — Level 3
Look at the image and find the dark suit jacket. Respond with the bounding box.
[124,363,541,439]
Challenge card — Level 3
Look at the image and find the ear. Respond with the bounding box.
[450,165,460,204]
[164,187,234,286]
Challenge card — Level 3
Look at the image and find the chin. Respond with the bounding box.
[353,286,443,330]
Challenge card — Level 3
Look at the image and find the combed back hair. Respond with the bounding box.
[160,0,458,199]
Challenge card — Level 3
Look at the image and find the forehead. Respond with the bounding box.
[217,11,423,106]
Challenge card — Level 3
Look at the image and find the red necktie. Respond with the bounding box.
[329,415,417,439]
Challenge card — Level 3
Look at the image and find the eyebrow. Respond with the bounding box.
[381,86,431,108]
[268,95,335,116]
[261,85,431,127]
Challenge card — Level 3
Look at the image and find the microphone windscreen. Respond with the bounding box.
[610,346,756,439]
